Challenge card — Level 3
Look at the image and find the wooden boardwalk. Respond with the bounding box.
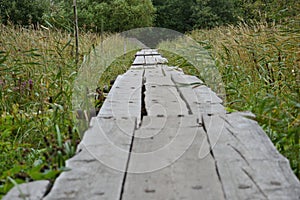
[4,49,300,200]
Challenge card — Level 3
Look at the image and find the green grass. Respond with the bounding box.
[0,24,102,197]
[189,19,300,178]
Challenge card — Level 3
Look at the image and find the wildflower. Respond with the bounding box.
[20,81,27,93]
[28,79,33,91]
[21,81,27,88]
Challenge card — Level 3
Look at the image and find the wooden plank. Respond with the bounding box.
[135,49,164,65]
[197,102,226,115]
[159,67,225,116]
[133,55,145,65]
[98,69,143,125]
[44,117,136,200]
[145,85,190,116]
[135,50,144,56]
[144,67,190,116]
[145,56,157,65]
[135,50,145,56]
[169,69,222,104]
[183,74,204,84]
[163,65,185,76]
[3,180,50,200]
[122,116,225,200]
[202,113,300,200]
[136,49,160,56]
[144,65,164,80]
[144,49,160,56]
[153,55,168,64]
[193,85,223,104]
[130,65,144,70]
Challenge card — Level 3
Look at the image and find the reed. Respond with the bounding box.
[0,24,102,197]
[190,18,300,178]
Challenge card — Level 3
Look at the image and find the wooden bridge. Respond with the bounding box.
[4,49,300,200]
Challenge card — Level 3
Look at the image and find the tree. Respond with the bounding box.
[152,0,195,32]
[0,0,49,26]
[191,0,218,29]
[44,0,155,32]
[153,0,240,32]
[192,0,240,29]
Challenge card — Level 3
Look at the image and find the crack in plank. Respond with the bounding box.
[201,115,227,200]
[170,74,193,115]
[242,168,269,199]
[161,65,166,76]
[140,69,147,125]
[119,118,138,200]
[228,144,251,166]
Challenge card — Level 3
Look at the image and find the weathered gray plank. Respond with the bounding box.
[44,117,136,200]
[122,116,225,200]
[136,49,160,56]
[197,102,226,115]
[163,65,185,76]
[193,85,223,104]
[145,56,157,65]
[153,55,168,64]
[135,50,145,56]
[98,69,143,125]
[78,117,135,172]
[182,74,203,84]
[169,69,222,104]
[133,55,145,65]
[144,49,159,56]
[144,67,189,116]
[160,67,225,116]
[202,113,300,200]
[134,49,161,66]
[3,180,50,200]
[144,65,164,79]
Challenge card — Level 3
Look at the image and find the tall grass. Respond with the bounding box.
[190,18,300,177]
[0,24,101,197]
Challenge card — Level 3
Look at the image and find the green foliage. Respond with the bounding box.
[0,24,101,198]
[155,0,250,31]
[153,0,300,32]
[192,0,240,29]
[0,0,49,26]
[1,0,299,33]
[190,18,300,178]
[44,0,155,32]
[0,0,155,32]
[152,0,195,32]
[152,0,241,31]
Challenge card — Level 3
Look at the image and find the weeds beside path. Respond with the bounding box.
[0,24,101,197]
[189,19,300,178]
